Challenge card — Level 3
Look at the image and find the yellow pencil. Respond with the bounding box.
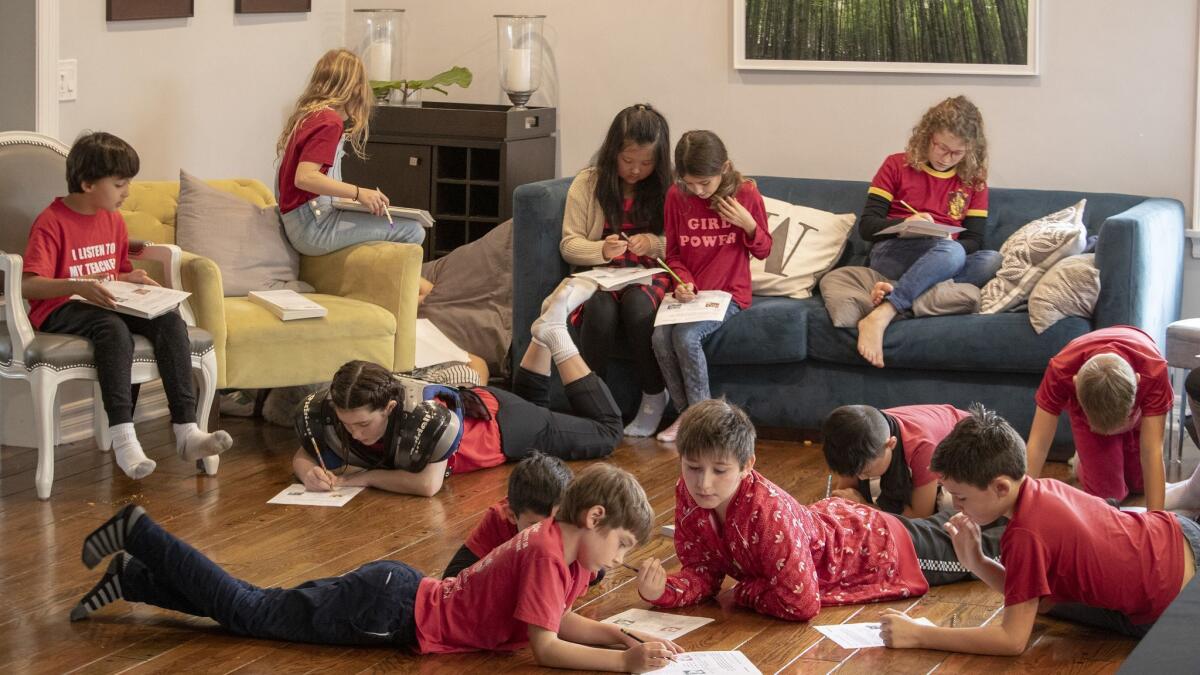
[898,199,921,216]
[657,259,686,288]
[377,186,394,227]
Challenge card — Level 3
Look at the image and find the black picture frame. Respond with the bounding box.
[106,0,194,21]
[235,0,312,13]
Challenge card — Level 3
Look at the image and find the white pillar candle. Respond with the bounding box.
[504,47,532,91]
[365,41,392,82]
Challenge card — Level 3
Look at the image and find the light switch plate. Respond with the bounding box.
[58,59,77,102]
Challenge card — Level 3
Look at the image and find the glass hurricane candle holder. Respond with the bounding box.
[353,8,404,97]
[495,14,545,109]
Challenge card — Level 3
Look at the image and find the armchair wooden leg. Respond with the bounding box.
[31,371,60,500]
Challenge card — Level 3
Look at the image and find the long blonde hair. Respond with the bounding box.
[904,95,988,188]
[276,49,374,160]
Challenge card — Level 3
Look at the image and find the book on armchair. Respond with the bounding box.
[331,198,435,229]
[70,280,191,319]
[247,290,328,321]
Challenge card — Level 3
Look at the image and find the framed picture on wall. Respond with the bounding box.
[107,0,194,21]
[235,0,312,13]
[733,0,1038,75]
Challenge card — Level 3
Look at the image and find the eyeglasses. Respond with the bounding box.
[931,140,967,160]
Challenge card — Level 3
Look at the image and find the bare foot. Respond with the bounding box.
[856,304,897,368]
[870,281,894,306]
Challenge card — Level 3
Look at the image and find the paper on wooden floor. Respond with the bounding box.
[267,484,364,507]
[814,617,936,649]
[645,651,760,674]
[602,608,714,640]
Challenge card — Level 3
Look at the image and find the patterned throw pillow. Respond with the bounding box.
[1028,254,1100,333]
[979,200,1087,314]
[750,197,856,299]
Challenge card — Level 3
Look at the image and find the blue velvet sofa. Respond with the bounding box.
[511,176,1185,456]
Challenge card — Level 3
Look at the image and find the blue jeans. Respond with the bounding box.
[652,303,739,411]
[277,136,425,256]
[121,513,421,646]
[869,238,1002,312]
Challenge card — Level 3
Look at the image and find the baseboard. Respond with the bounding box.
[57,380,169,444]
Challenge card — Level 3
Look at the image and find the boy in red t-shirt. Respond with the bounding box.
[1025,325,1172,510]
[442,452,574,578]
[822,404,970,518]
[881,405,1200,654]
[635,400,1003,621]
[21,132,232,481]
[71,463,683,672]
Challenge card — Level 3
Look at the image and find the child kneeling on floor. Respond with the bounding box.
[636,399,1005,621]
[880,405,1200,654]
[70,463,683,673]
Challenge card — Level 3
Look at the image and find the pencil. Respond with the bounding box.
[657,259,686,288]
[309,437,335,490]
[898,199,921,216]
[621,562,683,593]
[620,628,676,661]
[825,474,833,499]
[376,186,394,228]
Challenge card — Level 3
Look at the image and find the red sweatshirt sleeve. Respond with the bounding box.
[731,490,820,621]
[740,187,773,261]
[648,482,724,607]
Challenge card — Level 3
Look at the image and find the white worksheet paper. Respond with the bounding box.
[814,617,936,649]
[267,484,364,507]
[645,651,761,675]
[654,290,732,327]
[572,266,659,290]
[602,608,714,640]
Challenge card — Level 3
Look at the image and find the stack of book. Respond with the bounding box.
[248,290,327,321]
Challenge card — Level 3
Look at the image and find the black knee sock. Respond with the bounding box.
[70,552,129,621]
[82,504,145,569]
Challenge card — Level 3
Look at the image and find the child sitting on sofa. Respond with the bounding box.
[855,96,1001,369]
[291,278,621,497]
[21,131,233,480]
[70,464,684,672]
[635,399,1004,621]
[1024,325,1171,511]
[880,405,1199,653]
[822,404,970,518]
[442,452,574,578]
[651,130,772,442]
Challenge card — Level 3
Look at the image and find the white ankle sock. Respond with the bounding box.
[624,390,669,437]
[531,318,579,365]
[110,423,155,480]
[532,281,588,365]
[540,277,598,318]
[1166,463,1200,510]
[173,423,233,462]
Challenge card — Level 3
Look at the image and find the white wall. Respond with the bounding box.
[58,1,347,187]
[1,1,37,131]
[354,0,1200,316]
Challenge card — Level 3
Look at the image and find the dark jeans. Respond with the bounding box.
[869,238,1002,312]
[578,290,665,395]
[1048,513,1200,638]
[121,513,421,646]
[492,369,622,461]
[40,301,197,425]
[895,511,1007,586]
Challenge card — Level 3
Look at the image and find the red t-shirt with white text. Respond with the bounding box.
[277,108,343,214]
[22,198,133,328]
[1002,477,1184,624]
[1035,325,1172,424]
[413,519,591,653]
[663,181,772,309]
[465,497,519,557]
[886,405,971,488]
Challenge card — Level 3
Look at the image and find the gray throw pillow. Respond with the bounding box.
[175,170,313,297]
[980,200,1087,314]
[818,266,887,328]
[913,281,980,317]
[1028,254,1100,334]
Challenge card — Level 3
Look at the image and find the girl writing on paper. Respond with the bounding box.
[854,96,1001,368]
[275,49,424,255]
[558,104,674,437]
[651,130,771,443]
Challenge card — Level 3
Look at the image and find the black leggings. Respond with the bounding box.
[897,511,1007,586]
[40,301,197,425]
[577,289,664,395]
[490,369,622,461]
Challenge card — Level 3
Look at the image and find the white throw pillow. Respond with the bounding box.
[979,199,1087,314]
[750,197,856,299]
[1028,253,1100,334]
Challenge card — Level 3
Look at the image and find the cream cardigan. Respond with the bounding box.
[559,167,667,267]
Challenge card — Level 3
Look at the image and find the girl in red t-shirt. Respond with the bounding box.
[651,130,772,442]
[559,104,674,438]
[274,49,424,256]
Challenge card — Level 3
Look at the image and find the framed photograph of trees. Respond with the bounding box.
[734,0,1038,75]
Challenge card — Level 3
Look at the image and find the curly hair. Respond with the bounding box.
[904,95,988,188]
[276,49,375,161]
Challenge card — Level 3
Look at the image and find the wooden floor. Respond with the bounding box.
[0,414,1136,674]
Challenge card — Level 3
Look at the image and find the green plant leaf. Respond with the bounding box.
[369,67,472,98]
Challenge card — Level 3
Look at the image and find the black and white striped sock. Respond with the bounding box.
[69,552,129,621]
[82,504,145,569]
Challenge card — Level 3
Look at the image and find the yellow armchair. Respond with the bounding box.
[121,179,419,389]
